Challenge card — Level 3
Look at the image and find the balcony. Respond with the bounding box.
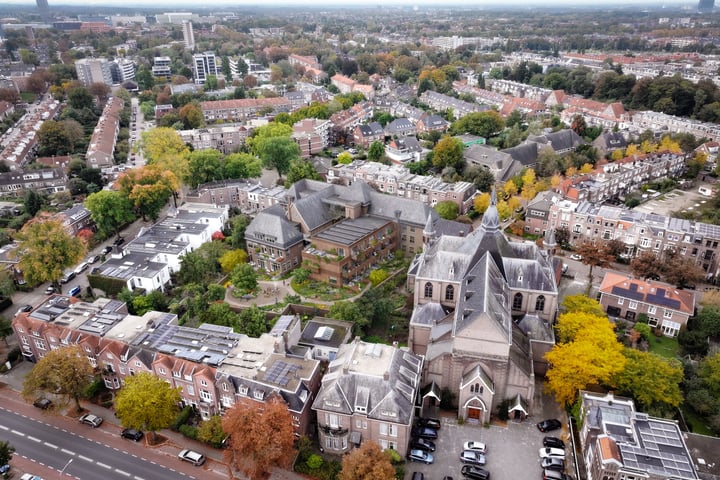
[319,424,348,436]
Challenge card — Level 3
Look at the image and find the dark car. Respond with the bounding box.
[461,465,490,480]
[543,437,565,449]
[113,237,125,246]
[15,304,33,315]
[415,417,441,429]
[101,246,113,255]
[410,437,436,452]
[411,473,424,480]
[33,398,52,409]
[121,428,144,441]
[411,426,438,439]
[537,419,562,432]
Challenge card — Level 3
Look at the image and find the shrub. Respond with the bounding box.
[6,347,21,364]
[84,377,106,399]
[306,454,323,469]
[172,405,194,431]
[179,424,198,439]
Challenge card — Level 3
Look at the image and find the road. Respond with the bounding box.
[0,406,213,480]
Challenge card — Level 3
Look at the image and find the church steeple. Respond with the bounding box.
[481,187,501,232]
[423,212,436,247]
[543,228,557,256]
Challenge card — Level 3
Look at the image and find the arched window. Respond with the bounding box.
[535,295,546,312]
[445,285,455,301]
[513,292,523,310]
[479,386,484,394]
[424,282,433,298]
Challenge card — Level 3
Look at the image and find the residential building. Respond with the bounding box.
[293,118,332,158]
[178,124,249,154]
[155,12,198,24]
[578,391,698,480]
[114,58,135,83]
[385,136,425,164]
[154,104,175,119]
[186,180,286,213]
[298,318,353,361]
[200,97,291,122]
[631,111,720,142]
[463,144,521,183]
[288,54,321,70]
[193,52,219,85]
[330,74,375,100]
[75,58,113,86]
[599,272,695,337]
[182,20,195,50]
[352,122,384,148]
[592,131,628,156]
[407,191,558,423]
[329,102,375,144]
[312,338,423,456]
[54,204,94,237]
[384,118,416,138]
[86,96,123,171]
[245,205,305,275]
[415,114,449,134]
[0,168,67,197]
[0,101,15,121]
[419,91,487,120]
[152,56,172,81]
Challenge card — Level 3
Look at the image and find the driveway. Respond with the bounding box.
[405,382,573,480]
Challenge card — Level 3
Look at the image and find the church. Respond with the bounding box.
[407,190,559,423]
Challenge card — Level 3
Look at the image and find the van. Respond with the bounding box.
[68,286,82,297]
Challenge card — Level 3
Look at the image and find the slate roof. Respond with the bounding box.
[502,141,539,167]
[246,204,304,248]
[385,118,415,135]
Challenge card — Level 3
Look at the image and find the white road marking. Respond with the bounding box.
[96,461,112,469]
[27,435,41,443]
[61,449,75,455]
[11,429,24,436]
[44,441,58,449]
[115,469,131,476]
[78,455,93,462]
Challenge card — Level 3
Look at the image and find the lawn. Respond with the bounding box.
[647,334,680,359]
[681,406,716,436]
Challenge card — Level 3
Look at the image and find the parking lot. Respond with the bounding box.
[405,383,573,480]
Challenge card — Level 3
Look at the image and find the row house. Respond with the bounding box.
[86,96,123,171]
[592,131,629,156]
[302,67,327,84]
[330,74,375,100]
[352,122,384,148]
[0,168,67,197]
[499,97,546,117]
[578,391,698,480]
[559,101,629,130]
[526,194,720,279]
[631,110,720,142]
[312,338,423,456]
[91,204,228,292]
[301,216,396,286]
[599,272,695,337]
[384,118,416,138]
[327,160,476,214]
[178,124,250,155]
[285,91,307,110]
[288,54,321,71]
[390,102,425,124]
[154,104,175,118]
[1,97,61,169]
[200,97,292,123]
[153,354,219,418]
[186,180,286,213]
[486,79,552,103]
[54,204,94,236]
[329,102,374,144]
[419,91,487,120]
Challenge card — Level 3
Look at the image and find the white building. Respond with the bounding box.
[182,20,195,50]
[75,58,113,86]
[193,52,219,85]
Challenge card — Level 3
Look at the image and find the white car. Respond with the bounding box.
[463,441,487,454]
[79,413,103,428]
[569,254,583,261]
[74,262,88,274]
[539,447,565,459]
[178,449,206,466]
[20,475,44,480]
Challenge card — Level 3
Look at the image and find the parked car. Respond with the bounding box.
[60,271,75,284]
[33,398,52,409]
[86,255,100,264]
[113,237,125,246]
[101,246,113,255]
[121,428,144,441]
[0,464,9,474]
[410,437,436,452]
[544,469,570,480]
[74,262,88,274]
[15,304,33,315]
[415,417,441,429]
[460,450,486,466]
[536,419,562,432]
[44,285,56,295]
[539,447,565,459]
[178,449,205,466]
[68,286,82,297]
[541,457,565,471]
[460,465,490,480]
[20,474,44,480]
[407,449,434,464]
[543,437,565,449]
[79,413,103,428]
[411,426,438,439]
[411,473,424,480]
[569,254,582,261]
[463,441,487,453]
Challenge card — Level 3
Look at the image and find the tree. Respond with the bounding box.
[473,192,491,214]
[0,317,13,347]
[222,397,295,479]
[14,218,86,289]
[435,201,459,220]
[23,189,45,217]
[0,440,15,469]
[339,441,395,480]
[139,127,189,179]
[337,151,353,164]
[117,165,180,221]
[292,267,311,284]
[699,352,720,397]
[198,415,226,447]
[224,153,263,179]
[255,136,300,180]
[368,268,389,287]
[328,301,369,332]
[367,141,385,162]
[229,214,251,249]
[610,349,683,413]
[219,249,248,274]
[186,149,223,188]
[231,263,258,293]
[630,251,661,280]
[178,103,204,129]
[115,372,181,442]
[545,312,626,406]
[238,305,267,337]
[22,345,94,412]
[574,240,615,290]
[85,190,136,239]
[463,165,495,192]
[431,136,464,170]
[561,294,606,316]
[662,250,705,288]
[285,159,321,187]
[449,110,504,138]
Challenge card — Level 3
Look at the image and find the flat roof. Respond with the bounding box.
[314,216,389,246]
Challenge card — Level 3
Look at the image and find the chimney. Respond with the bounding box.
[343,364,349,374]
[392,341,398,348]
[383,371,390,381]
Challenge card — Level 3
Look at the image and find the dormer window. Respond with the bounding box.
[240,385,248,395]
[253,390,265,400]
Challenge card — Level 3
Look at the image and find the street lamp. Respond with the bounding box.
[59,458,73,477]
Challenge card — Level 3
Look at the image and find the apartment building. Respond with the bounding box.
[292,118,332,158]
[186,180,287,213]
[312,338,423,456]
[86,96,123,171]
[200,97,291,122]
[192,52,219,85]
[288,54,321,70]
[245,205,305,275]
[578,391,698,480]
[327,160,477,214]
[631,110,720,142]
[75,58,113,86]
[0,168,67,197]
[152,56,172,81]
[599,272,695,337]
[178,124,249,154]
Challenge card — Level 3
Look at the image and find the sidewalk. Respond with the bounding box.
[0,359,305,480]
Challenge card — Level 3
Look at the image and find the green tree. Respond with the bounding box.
[610,349,683,413]
[198,415,227,447]
[285,159,321,187]
[231,263,258,293]
[222,398,296,480]
[255,136,300,180]
[23,189,45,217]
[67,86,94,110]
[369,268,389,287]
[337,151,353,164]
[117,165,180,221]
[329,300,369,334]
[0,440,15,468]
[435,201,459,220]
[14,219,86,289]
[698,352,720,397]
[431,136,464,170]
[22,345,94,412]
[367,141,385,162]
[186,149,223,188]
[238,305,267,337]
[292,267,311,284]
[0,317,13,347]
[224,153,263,179]
[229,214,251,249]
[115,372,181,442]
[450,110,504,138]
[85,190,136,239]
